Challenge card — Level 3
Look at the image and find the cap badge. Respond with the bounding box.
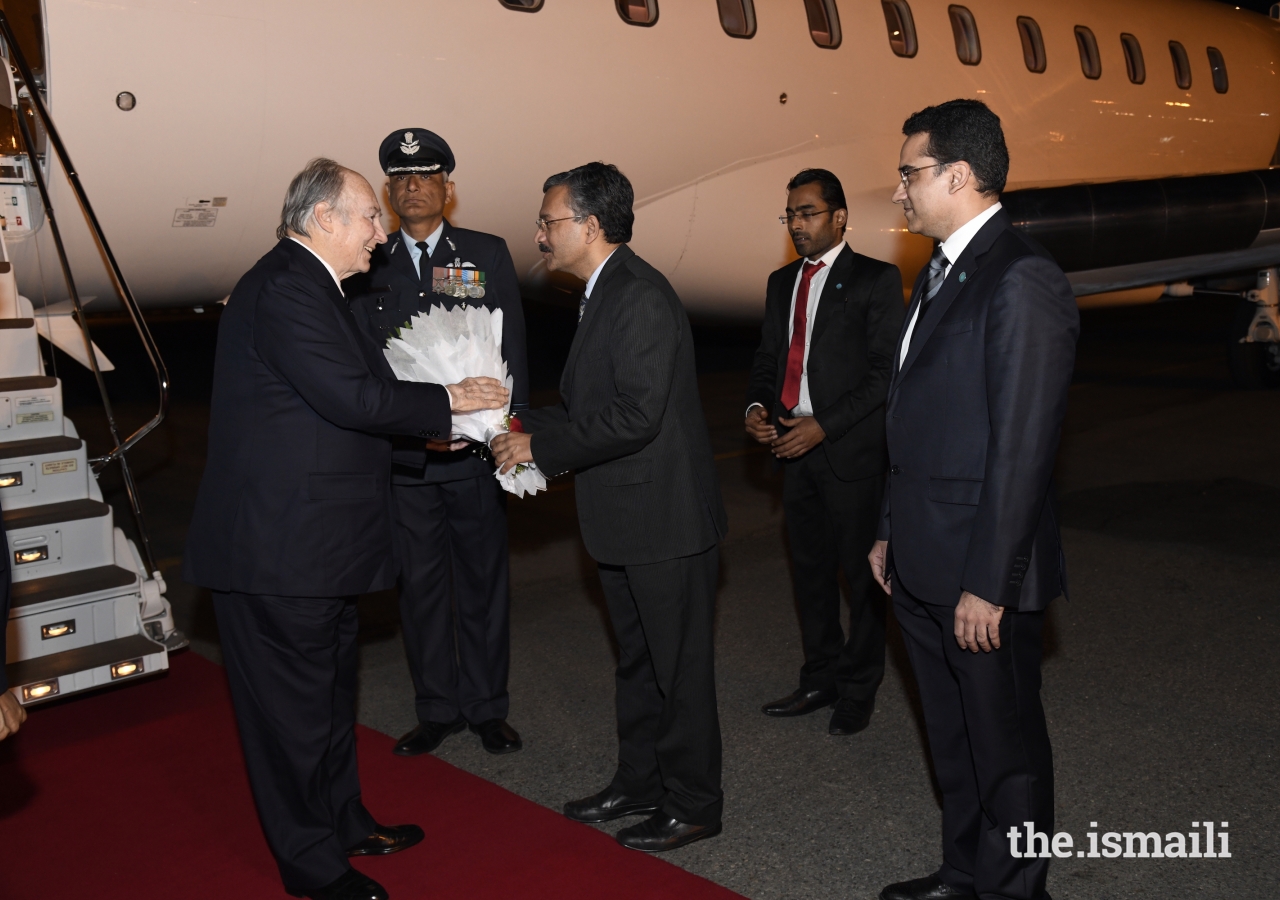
[400,131,419,155]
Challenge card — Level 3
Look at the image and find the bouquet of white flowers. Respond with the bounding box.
[383,305,546,498]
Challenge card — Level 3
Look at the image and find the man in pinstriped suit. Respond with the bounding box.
[492,162,728,854]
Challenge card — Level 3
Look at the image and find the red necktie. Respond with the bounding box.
[780,260,825,412]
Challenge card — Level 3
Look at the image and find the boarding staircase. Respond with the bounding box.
[1,10,181,706]
[1,275,180,705]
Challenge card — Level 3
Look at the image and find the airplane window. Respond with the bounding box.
[718,0,756,38]
[1075,26,1101,80]
[882,1,918,58]
[1017,17,1046,73]
[1121,33,1145,84]
[498,0,542,9]
[1207,46,1229,93]
[1169,40,1191,89]
[616,0,658,25]
[803,0,842,49]
[948,6,981,66]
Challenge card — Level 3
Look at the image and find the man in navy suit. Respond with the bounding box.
[184,158,506,900]
[347,129,528,758]
[869,101,1079,900]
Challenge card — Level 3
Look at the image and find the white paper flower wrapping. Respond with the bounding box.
[383,305,546,498]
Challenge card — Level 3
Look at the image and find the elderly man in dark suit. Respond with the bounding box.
[184,158,506,900]
[869,101,1078,900]
[492,162,728,854]
[746,168,903,736]
[347,129,528,758]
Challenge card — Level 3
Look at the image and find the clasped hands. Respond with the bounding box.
[744,405,825,459]
[867,539,1004,654]
[428,377,509,452]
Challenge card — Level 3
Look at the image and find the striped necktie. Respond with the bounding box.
[916,243,949,314]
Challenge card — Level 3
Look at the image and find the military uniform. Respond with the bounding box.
[347,130,528,737]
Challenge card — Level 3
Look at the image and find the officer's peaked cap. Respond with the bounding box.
[379,128,455,176]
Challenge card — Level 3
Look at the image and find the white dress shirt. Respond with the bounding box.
[899,202,1002,368]
[402,221,445,277]
[747,240,847,418]
[288,237,344,296]
[584,248,618,299]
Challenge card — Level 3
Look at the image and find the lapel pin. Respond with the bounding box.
[959,272,967,282]
[835,283,842,289]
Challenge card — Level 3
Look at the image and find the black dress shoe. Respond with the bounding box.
[879,873,976,900]
[469,718,522,754]
[829,698,873,735]
[564,785,662,823]
[346,822,425,857]
[761,686,838,717]
[290,868,388,900]
[393,719,465,756]
[616,813,722,853]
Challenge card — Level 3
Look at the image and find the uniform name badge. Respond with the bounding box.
[431,263,486,301]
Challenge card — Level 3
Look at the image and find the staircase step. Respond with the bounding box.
[0,374,62,441]
[6,632,165,698]
[4,498,109,529]
[5,498,115,582]
[0,376,57,391]
[0,437,91,510]
[0,435,80,460]
[9,564,138,611]
[0,318,41,379]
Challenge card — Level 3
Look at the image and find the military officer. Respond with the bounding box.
[347,128,529,756]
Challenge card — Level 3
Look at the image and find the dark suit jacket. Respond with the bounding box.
[745,244,904,480]
[183,239,452,598]
[346,221,528,484]
[879,210,1079,612]
[521,245,728,566]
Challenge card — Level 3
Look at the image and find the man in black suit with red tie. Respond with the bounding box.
[745,169,904,736]
[870,100,1078,900]
[347,129,528,758]
[184,158,507,900]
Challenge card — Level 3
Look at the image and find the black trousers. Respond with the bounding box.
[213,591,376,893]
[782,451,886,706]
[893,586,1054,900]
[597,545,723,826]
[393,475,511,724]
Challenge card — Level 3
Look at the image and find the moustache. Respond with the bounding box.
[538,243,552,253]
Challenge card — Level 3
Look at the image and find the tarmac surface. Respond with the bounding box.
[56,295,1279,899]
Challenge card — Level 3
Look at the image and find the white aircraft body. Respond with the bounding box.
[0,0,1278,318]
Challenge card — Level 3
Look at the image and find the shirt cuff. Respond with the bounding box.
[745,402,765,417]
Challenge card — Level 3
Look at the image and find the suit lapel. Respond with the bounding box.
[894,212,1009,389]
[387,231,421,284]
[427,219,457,268]
[561,245,633,396]
[809,246,856,347]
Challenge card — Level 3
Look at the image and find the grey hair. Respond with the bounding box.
[276,157,351,240]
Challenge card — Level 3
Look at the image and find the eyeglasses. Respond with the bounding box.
[898,162,949,186]
[535,215,587,231]
[778,208,836,225]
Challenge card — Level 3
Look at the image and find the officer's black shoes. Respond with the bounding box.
[346,822,425,857]
[615,814,722,853]
[828,698,873,735]
[469,718,523,754]
[290,869,388,900]
[393,718,465,756]
[564,785,663,823]
[879,873,977,900]
[761,686,838,717]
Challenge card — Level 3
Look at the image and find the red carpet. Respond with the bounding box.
[0,653,743,899]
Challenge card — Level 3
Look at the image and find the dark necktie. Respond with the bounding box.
[916,243,949,315]
[416,241,430,281]
[779,260,826,412]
